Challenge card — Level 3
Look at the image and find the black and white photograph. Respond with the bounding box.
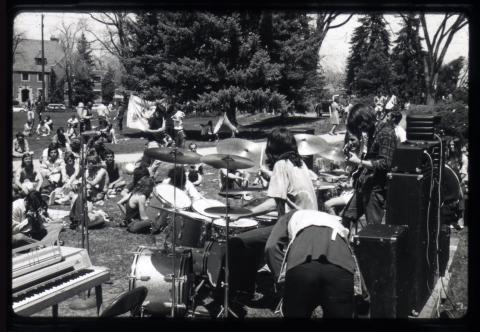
[8,5,470,322]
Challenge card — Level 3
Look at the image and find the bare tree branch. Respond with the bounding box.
[329,14,353,29]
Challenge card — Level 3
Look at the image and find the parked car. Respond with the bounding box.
[47,103,67,112]
[12,106,25,113]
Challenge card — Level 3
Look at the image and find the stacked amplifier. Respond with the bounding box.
[385,114,445,316]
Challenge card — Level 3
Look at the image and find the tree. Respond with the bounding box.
[48,68,64,103]
[101,66,116,103]
[72,33,95,104]
[345,14,392,95]
[436,56,465,100]
[123,11,322,121]
[391,14,425,104]
[86,12,133,61]
[314,13,353,52]
[56,21,84,107]
[12,29,25,64]
[418,13,468,105]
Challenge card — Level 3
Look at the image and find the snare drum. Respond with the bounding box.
[254,211,278,226]
[212,218,258,237]
[154,184,192,210]
[192,199,225,218]
[129,246,194,316]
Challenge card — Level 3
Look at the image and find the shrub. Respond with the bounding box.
[407,101,468,140]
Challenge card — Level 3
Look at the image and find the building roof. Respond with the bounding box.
[13,39,65,73]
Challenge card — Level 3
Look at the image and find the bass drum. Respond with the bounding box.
[129,246,194,316]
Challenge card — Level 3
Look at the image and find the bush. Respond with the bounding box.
[407,101,468,140]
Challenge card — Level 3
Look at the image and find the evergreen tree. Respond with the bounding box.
[72,33,95,104]
[123,11,323,120]
[48,69,64,103]
[436,56,465,101]
[101,66,116,104]
[345,14,391,96]
[391,15,425,104]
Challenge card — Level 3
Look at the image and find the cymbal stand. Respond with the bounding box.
[217,156,237,318]
[170,145,178,318]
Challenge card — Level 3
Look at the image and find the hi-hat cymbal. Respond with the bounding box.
[201,154,255,170]
[204,206,252,217]
[145,147,201,164]
[216,138,265,172]
[294,134,330,156]
[317,146,347,162]
[219,187,265,196]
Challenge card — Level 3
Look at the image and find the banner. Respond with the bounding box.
[126,95,156,131]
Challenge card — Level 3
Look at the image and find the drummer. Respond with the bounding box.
[217,128,318,309]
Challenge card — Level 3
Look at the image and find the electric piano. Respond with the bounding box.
[12,244,110,317]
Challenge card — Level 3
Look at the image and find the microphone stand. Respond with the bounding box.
[170,146,178,318]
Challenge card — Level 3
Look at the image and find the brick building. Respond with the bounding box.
[12,37,65,104]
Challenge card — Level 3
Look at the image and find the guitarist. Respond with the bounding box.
[341,104,397,230]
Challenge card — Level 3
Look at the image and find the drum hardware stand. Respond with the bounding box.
[169,144,179,318]
[217,156,236,318]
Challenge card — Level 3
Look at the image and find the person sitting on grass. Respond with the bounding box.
[66,115,79,140]
[119,162,151,200]
[12,132,31,158]
[219,167,252,201]
[200,120,215,141]
[116,176,155,233]
[40,145,65,197]
[23,120,34,137]
[187,143,203,186]
[85,155,109,204]
[13,153,43,199]
[52,127,71,151]
[54,152,81,205]
[12,191,54,248]
[104,149,126,196]
[40,142,64,165]
[98,118,118,144]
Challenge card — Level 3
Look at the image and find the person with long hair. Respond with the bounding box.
[12,191,51,248]
[52,127,71,150]
[104,149,126,195]
[36,120,51,136]
[341,103,397,229]
[54,152,81,205]
[40,145,65,193]
[13,153,43,198]
[215,128,317,314]
[85,155,109,203]
[12,132,30,158]
[119,176,156,233]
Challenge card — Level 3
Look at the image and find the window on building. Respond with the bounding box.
[37,73,44,82]
[21,73,29,81]
[35,57,47,65]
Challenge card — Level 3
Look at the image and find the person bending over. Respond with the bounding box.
[216,128,318,311]
[265,209,355,318]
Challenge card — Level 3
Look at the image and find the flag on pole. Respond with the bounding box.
[126,95,156,131]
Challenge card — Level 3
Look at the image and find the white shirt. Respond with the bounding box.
[12,199,30,234]
[172,111,185,130]
[385,95,397,110]
[394,125,407,143]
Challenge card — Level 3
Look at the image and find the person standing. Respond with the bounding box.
[114,97,127,132]
[171,107,186,148]
[342,104,397,228]
[328,95,340,135]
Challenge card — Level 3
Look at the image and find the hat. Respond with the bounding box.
[77,102,84,108]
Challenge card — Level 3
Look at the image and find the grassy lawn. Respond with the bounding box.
[11,110,467,319]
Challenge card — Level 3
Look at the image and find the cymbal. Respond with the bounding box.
[145,147,201,164]
[219,187,265,195]
[294,134,330,156]
[317,146,347,162]
[216,138,264,172]
[201,154,255,170]
[204,206,252,217]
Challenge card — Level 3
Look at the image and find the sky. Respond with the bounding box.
[14,11,469,73]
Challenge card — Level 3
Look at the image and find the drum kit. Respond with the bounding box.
[128,133,349,318]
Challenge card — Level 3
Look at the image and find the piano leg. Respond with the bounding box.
[52,304,58,318]
[95,285,103,316]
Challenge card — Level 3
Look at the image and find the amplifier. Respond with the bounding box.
[353,224,409,318]
[391,140,444,177]
[406,115,441,141]
[386,172,439,314]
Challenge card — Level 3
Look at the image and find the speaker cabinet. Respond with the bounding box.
[353,224,409,318]
[386,172,438,315]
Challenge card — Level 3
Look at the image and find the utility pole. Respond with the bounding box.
[41,14,46,112]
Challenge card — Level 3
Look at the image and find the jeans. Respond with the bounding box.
[342,188,386,227]
[226,225,274,296]
[284,259,354,318]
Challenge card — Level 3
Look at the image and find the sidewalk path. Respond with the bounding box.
[12,133,344,170]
